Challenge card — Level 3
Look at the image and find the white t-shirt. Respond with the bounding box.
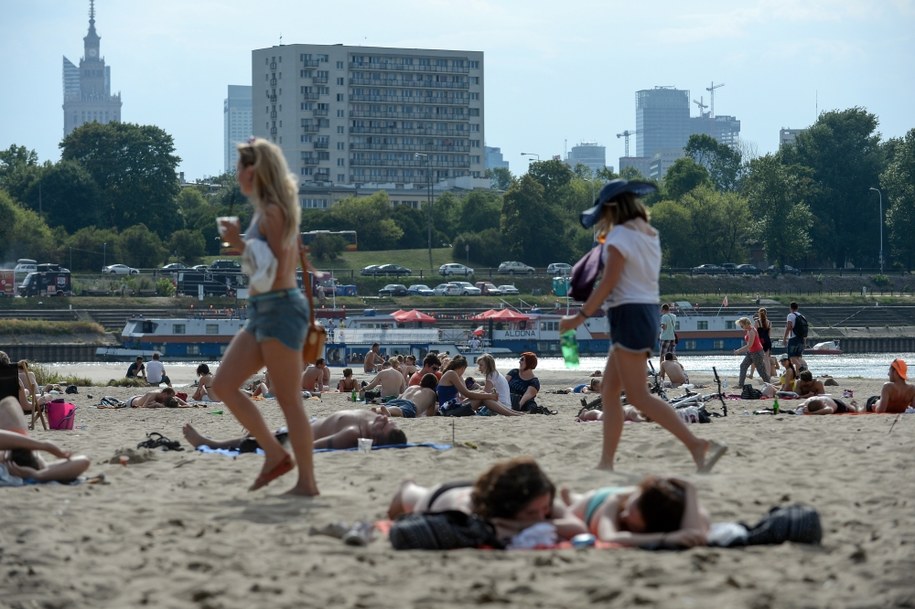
[488,372,512,407]
[146,360,166,384]
[600,221,661,307]
[660,312,677,341]
[786,312,798,339]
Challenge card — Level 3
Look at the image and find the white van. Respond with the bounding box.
[14,259,37,280]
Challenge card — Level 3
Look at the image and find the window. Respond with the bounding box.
[697,321,709,330]
[205,324,220,335]
[172,324,186,335]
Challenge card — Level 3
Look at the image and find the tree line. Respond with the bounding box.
[1,107,913,273]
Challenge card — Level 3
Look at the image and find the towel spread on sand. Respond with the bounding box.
[195,442,452,457]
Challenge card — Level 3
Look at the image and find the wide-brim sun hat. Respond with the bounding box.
[579,179,658,229]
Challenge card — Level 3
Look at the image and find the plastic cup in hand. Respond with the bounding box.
[217,216,239,246]
[357,438,373,454]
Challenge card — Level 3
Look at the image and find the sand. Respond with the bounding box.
[2,367,914,609]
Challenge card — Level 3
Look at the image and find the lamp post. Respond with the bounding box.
[520,152,540,164]
[103,242,107,268]
[869,187,884,273]
[415,153,433,271]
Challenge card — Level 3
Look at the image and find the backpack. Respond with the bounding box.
[741,384,762,400]
[793,313,809,338]
[389,510,503,550]
[569,243,604,302]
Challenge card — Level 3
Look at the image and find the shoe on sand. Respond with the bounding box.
[697,441,727,474]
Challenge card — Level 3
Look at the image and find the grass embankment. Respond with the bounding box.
[0,320,107,335]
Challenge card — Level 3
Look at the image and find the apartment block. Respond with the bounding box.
[224,85,253,173]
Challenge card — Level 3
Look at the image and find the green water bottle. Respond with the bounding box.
[351,389,358,402]
[561,330,580,368]
[772,396,780,415]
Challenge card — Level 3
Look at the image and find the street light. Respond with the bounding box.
[869,187,884,273]
[415,153,433,271]
[520,152,540,163]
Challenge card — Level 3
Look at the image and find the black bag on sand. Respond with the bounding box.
[744,504,823,546]
[741,384,762,400]
[389,510,503,550]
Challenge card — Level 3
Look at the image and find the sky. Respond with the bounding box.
[2,0,913,181]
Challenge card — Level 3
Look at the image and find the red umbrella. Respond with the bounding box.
[472,325,485,336]
[392,309,436,323]
[471,309,497,320]
[486,309,530,322]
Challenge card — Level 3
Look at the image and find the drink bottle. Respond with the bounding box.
[561,330,579,368]
[773,396,780,415]
[351,389,358,402]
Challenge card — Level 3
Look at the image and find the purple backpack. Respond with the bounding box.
[569,243,604,302]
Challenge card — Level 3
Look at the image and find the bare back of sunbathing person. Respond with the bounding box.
[362,363,405,399]
[873,359,915,414]
[128,388,191,408]
[373,374,438,418]
[799,396,858,415]
[183,409,406,452]
[301,358,328,393]
[659,353,689,387]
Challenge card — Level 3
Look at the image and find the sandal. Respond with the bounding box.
[249,454,294,491]
[137,432,184,451]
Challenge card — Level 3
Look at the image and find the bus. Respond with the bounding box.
[301,230,358,251]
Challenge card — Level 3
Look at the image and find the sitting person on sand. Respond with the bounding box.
[372,373,439,418]
[438,355,517,416]
[301,358,329,393]
[872,358,915,414]
[407,353,442,386]
[797,396,858,415]
[565,476,708,547]
[387,456,587,542]
[183,409,406,451]
[336,368,358,393]
[401,355,418,383]
[250,370,275,399]
[474,354,524,417]
[795,370,825,398]
[0,396,91,483]
[127,387,191,408]
[778,356,798,392]
[362,361,406,400]
[659,353,689,388]
[192,364,217,401]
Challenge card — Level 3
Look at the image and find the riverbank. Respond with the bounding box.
[2,369,912,609]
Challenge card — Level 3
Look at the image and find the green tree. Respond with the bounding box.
[0,145,41,202]
[650,199,693,267]
[488,167,515,191]
[65,227,120,272]
[24,160,100,232]
[453,228,505,267]
[677,186,752,264]
[310,234,346,261]
[457,190,501,234]
[0,190,56,263]
[60,122,183,238]
[325,192,400,250]
[168,229,207,264]
[742,155,814,267]
[684,134,743,192]
[663,157,712,200]
[881,129,915,270]
[527,159,574,203]
[781,107,882,267]
[115,224,168,269]
[501,175,568,265]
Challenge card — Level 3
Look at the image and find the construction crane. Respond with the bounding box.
[693,96,709,117]
[706,81,725,117]
[616,129,640,157]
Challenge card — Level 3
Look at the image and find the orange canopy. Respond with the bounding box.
[392,309,437,323]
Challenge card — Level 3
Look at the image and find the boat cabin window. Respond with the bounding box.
[172,323,186,335]
[187,345,200,356]
[697,321,709,330]
[712,340,726,350]
[540,320,558,331]
[141,320,157,333]
[205,324,220,335]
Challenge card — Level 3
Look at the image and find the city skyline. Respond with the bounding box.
[1,0,912,182]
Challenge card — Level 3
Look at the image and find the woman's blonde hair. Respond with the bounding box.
[237,137,300,244]
[736,316,752,328]
[593,192,650,239]
[477,354,496,377]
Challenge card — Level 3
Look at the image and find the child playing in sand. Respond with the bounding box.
[559,179,726,472]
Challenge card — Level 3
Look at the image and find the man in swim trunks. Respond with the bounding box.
[128,388,191,408]
[373,373,438,418]
[798,396,857,414]
[182,409,406,451]
[795,370,826,398]
[361,361,405,400]
[873,359,915,414]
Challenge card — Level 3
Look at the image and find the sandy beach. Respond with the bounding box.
[2,366,913,609]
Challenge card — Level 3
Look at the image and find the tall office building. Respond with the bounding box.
[484,146,509,171]
[566,142,606,175]
[251,44,484,207]
[224,85,253,173]
[62,1,122,137]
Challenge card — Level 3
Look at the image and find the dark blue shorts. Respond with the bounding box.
[386,398,417,418]
[244,289,310,351]
[608,303,660,354]
[787,336,805,357]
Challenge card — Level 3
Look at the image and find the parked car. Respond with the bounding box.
[691,264,724,275]
[378,283,408,297]
[433,282,462,296]
[160,263,188,272]
[102,264,139,275]
[191,264,209,271]
[474,281,502,295]
[736,264,762,275]
[547,262,572,276]
[375,264,412,277]
[451,281,482,296]
[439,263,474,277]
[407,284,434,297]
[209,259,241,273]
[360,264,381,276]
[720,263,739,273]
[497,284,520,295]
[177,278,232,297]
[498,261,535,275]
[767,264,801,276]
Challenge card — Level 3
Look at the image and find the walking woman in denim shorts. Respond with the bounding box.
[212,137,318,496]
[559,180,726,474]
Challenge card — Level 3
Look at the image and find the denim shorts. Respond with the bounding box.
[608,303,660,354]
[243,289,310,351]
[787,336,805,357]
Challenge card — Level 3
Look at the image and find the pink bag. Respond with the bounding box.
[46,400,77,430]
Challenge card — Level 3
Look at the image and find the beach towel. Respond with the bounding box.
[196,441,452,458]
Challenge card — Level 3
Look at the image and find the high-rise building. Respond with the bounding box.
[566,142,606,175]
[62,1,122,137]
[779,127,805,148]
[224,85,253,173]
[251,44,485,208]
[484,146,509,171]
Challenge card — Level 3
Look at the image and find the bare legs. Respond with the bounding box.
[212,330,318,496]
[598,347,724,472]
